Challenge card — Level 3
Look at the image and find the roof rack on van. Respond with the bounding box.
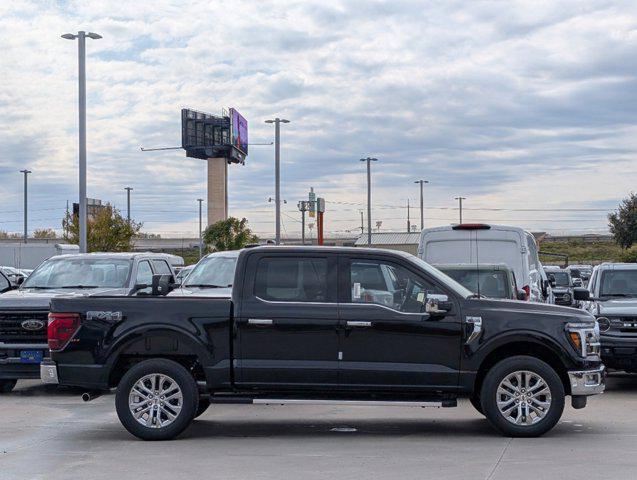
[452,223,491,230]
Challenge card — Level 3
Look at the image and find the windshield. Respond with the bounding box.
[22,258,132,289]
[549,271,570,287]
[184,255,237,288]
[599,270,637,298]
[439,268,511,299]
[406,256,473,298]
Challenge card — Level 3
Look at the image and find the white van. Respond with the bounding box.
[417,224,549,302]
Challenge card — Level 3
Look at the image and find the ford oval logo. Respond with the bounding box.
[21,319,45,331]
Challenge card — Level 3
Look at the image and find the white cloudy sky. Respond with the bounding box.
[1,0,636,238]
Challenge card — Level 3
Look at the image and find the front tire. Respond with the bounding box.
[469,394,484,415]
[194,398,211,419]
[115,359,199,440]
[481,356,564,437]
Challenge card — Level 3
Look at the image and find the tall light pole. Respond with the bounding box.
[360,157,378,246]
[359,209,364,235]
[265,117,290,245]
[20,170,31,243]
[414,179,429,231]
[62,31,102,253]
[197,198,204,259]
[124,187,133,224]
[454,196,466,224]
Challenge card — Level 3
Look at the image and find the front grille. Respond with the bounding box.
[0,311,48,344]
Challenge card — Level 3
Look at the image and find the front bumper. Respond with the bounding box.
[40,359,59,384]
[568,365,605,396]
[600,334,637,371]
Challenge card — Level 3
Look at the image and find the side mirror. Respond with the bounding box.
[573,287,590,301]
[151,274,175,296]
[547,275,556,288]
[516,289,527,300]
[425,294,452,316]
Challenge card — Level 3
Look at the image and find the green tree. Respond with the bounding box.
[203,217,258,251]
[62,205,142,252]
[608,193,637,249]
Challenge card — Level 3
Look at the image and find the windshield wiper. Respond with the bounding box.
[57,285,101,289]
[184,284,232,288]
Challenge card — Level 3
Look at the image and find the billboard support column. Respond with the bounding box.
[207,157,228,226]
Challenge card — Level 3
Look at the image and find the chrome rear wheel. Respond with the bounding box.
[129,374,184,428]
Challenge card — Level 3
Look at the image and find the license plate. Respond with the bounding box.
[20,350,43,364]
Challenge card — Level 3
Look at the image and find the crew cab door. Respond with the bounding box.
[337,254,462,391]
[234,252,339,388]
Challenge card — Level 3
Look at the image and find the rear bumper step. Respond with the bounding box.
[209,397,457,407]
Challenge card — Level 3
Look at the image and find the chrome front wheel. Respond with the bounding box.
[496,370,551,426]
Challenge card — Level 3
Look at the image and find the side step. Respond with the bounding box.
[209,396,457,408]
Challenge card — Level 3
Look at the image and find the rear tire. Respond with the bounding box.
[0,380,17,393]
[481,355,564,437]
[115,359,199,440]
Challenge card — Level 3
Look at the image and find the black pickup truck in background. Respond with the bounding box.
[42,246,604,440]
[0,252,180,393]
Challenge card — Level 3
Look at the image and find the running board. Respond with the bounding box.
[209,397,456,408]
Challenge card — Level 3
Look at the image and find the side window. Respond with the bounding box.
[152,260,172,275]
[255,257,331,303]
[136,261,153,285]
[526,234,539,270]
[350,260,444,313]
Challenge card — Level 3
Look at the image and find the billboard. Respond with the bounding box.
[230,108,248,155]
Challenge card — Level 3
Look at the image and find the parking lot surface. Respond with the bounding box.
[1,377,636,480]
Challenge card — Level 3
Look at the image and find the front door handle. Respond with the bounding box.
[248,318,273,326]
[346,321,372,328]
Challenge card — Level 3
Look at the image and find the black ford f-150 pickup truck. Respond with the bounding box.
[42,247,604,440]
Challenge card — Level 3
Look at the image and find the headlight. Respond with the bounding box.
[566,322,601,358]
[563,293,571,302]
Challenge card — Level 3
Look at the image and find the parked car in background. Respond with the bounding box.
[583,263,637,373]
[434,263,525,300]
[0,252,182,393]
[418,224,550,303]
[169,250,239,298]
[43,246,602,440]
[174,265,194,284]
[570,265,593,286]
[544,266,577,307]
[539,263,555,305]
[0,266,27,286]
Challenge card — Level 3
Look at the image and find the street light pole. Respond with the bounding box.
[20,170,31,243]
[124,187,133,224]
[360,157,378,246]
[454,196,467,224]
[62,31,101,253]
[359,209,364,235]
[265,117,290,245]
[414,179,429,230]
[197,198,204,259]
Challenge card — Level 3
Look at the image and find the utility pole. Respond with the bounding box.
[20,169,31,243]
[407,199,411,233]
[62,31,102,253]
[414,179,429,231]
[197,198,204,259]
[360,157,378,246]
[454,196,467,224]
[265,117,290,245]
[298,200,309,245]
[359,209,364,235]
[124,187,133,224]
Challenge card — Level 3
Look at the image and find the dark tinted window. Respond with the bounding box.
[255,257,331,302]
[152,260,172,275]
[440,268,511,299]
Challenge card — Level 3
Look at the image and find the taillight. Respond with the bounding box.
[522,285,530,301]
[48,313,81,351]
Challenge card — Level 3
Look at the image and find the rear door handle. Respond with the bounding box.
[346,321,372,327]
[248,318,273,326]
